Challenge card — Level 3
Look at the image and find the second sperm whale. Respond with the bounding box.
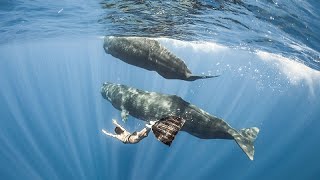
[103,36,218,81]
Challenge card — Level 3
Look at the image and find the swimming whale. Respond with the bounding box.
[101,82,260,160]
[103,36,218,81]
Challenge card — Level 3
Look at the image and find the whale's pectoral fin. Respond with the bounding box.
[234,127,260,160]
[120,109,129,122]
[186,73,220,81]
[151,116,186,146]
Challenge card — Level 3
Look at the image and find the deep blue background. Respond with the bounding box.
[1,0,320,179]
[0,37,319,180]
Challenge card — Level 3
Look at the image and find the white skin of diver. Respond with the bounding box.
[102,119,154,144]
[103,36,219,81]
[101,82,260,160]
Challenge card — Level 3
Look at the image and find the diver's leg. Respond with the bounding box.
[138,127,151,137]
[128,128,151,144]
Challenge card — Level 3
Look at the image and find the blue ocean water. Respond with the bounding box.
[0,0,320,180]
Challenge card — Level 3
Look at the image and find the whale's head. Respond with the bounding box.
[103,36,115,54]
[101,82,116,102]
[101,82,127,110]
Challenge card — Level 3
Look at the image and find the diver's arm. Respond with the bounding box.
[102,129,117,138]
[112,119,126,131]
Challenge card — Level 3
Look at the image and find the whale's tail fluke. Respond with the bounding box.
[186,74,220,81]
[233,127,260,160]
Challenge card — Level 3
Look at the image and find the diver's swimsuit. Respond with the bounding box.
[123,132,137,144]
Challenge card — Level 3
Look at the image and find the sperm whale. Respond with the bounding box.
[103,36,218,81]
[101,82,260,160]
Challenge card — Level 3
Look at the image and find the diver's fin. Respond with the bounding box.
[233,127,260,160]
[186,74,220,81]
[152,116,186,146]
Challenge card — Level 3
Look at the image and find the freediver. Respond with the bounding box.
[102,116,185,146]
[102,119,155,144]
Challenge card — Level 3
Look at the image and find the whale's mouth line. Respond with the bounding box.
[102,82,113,101]
[103,36,116,54]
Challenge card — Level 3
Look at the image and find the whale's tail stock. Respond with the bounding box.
[233,127,260,160]
[186,74,220,81]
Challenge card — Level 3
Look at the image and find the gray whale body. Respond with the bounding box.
[103,36,218,81]
[101,82,260,160]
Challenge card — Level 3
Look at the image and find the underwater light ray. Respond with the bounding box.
[74,40,111,178]
[0,131,43,179]
[127,145,141,179]
[59,55,104,180]
[0,43,84,179]
[127,120,157,179]
[188,144,232,179]
[128,138,156,180]
[121,143,156,179]
[87,66,116,180]
[0,87,59,179]
[239,116,317,179]
[151,135,190,180]
[0,59,69,179]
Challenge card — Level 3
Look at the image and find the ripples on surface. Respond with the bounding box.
[0,0,319,69]
[99,0,320,70]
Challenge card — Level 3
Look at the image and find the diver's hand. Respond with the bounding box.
[112,119,126,131]
[102,129,114,136]
[112,119,119,126]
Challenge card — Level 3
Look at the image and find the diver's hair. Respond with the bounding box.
[114,127,124,134]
